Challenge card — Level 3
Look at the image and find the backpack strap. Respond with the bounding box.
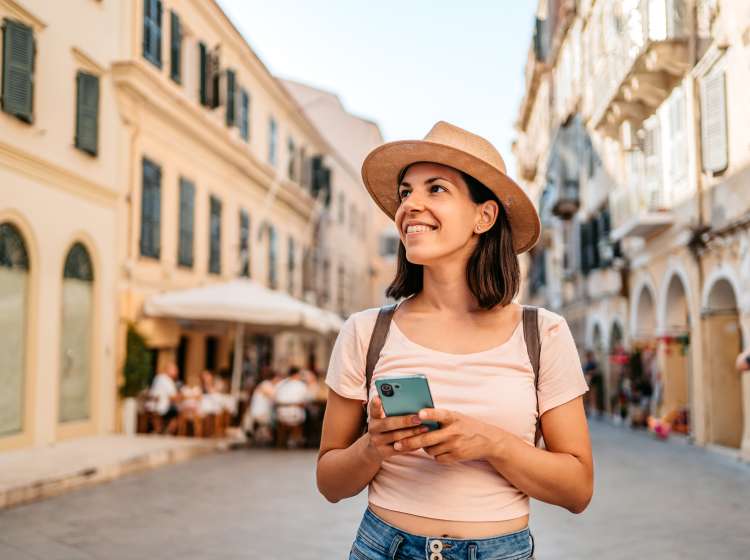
[365,303,398,397]
[522,305,543,446]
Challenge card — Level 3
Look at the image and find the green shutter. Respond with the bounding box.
[143,0,162,67]
[198,42,207,105]
[240,88,249,141]
[2,19,34,122]
[75,72,99,156]
[225,69,236,126]
[140,159,161,259]
[178,178,194,267]
[170,11,181,83]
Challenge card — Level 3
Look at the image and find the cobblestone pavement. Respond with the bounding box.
[1,420,749,559]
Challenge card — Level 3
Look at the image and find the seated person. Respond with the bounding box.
[147,362,182,434]
[274,366,311,448]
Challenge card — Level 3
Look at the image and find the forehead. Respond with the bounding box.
[400,162,464,185]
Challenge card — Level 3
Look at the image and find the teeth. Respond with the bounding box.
[406,225,435,233]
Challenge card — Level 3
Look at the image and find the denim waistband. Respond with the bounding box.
[351,507,534,560]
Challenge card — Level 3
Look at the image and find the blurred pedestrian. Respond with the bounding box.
[146,362,182,434]
[274,366,310,448]
[735,348,750,373]
[582,350,602,418]
[245,367,282,446]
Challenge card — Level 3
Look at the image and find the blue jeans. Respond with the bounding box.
[349,508,535,560]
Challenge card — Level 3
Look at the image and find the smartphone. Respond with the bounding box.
[374,374,440,430]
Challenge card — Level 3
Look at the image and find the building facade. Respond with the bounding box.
[515,0,750,461]
[1,0,387,451]
[0,0,122,450]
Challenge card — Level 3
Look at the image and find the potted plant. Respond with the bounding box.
[119,324,151,435]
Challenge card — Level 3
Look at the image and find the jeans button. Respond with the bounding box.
[429,554,443,560]
[429,540,443,552]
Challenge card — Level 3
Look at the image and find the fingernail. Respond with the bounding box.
[394,442,402,450]
[411,416,421,424]
[418,411,426,419]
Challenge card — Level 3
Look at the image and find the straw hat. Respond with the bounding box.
[361,121,540,254]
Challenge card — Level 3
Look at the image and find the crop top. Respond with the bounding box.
[325,304,589,522]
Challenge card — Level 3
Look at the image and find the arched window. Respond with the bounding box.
[59,242,94,423]
[0,223,30,436]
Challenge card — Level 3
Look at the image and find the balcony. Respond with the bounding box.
[610,179,674,240]
[590,0,691,135]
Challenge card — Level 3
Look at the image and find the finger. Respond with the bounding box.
[434,452,459,464]
[418,408,454,425]
[369,395,384,419]
[388,425,430,444]
[393,429,450,452]
[423,441,454,457]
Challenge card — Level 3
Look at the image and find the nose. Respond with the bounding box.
[400,190,427,213]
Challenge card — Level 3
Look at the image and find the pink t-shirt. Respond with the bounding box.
[325,303,589,522]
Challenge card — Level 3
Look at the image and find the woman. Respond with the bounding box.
[317,122,592,560]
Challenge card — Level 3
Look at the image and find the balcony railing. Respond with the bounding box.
[610,174,673,240]
[590,0,690,133]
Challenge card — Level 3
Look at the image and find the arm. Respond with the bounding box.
[396,396,593,514]
[487,397,593,513]
[316,392,429,503]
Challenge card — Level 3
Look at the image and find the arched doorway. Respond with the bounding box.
[59,242,95,423]
[634,285,656,341]
[703,278,743,448]
[0,223,30,436]
[660,274,691,435]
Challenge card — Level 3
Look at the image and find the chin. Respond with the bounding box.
[405,246,449,266]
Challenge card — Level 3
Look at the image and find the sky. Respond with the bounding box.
[216,0,537,172]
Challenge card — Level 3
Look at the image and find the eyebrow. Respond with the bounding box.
[399,176,452,187]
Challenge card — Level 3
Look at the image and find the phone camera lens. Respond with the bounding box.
[381,383,394,397]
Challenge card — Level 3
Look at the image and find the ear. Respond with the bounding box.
[475,200,499,233]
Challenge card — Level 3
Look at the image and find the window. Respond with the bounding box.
[379,233,399,257]
[239,88,250,141]
[0,223,29,436]
[339,193,345,224]
[143,0,163,68]
[239,209,250,277]
[1,18,34,123]
[74,72,99,156]
[700,65,728,174]
[198,42,219,108]
[225,69,236,127]
[140,158,161,259]
[268,117,277,165]
[267,224,277,289]
[209,195,222,274]
[669,88,687,184]
[169,10,181,83]
[177,178,194,268]
[198,42,208,105]
[337,264,346,314]
[287,137,296,180]
[287,236,295,294]
[59,243,94,423]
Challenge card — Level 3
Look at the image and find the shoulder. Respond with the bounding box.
[529,306,570,340]
[340,306,386,340]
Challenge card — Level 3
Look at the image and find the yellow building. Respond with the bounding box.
[0,0,122,450]
[1,0,389,451]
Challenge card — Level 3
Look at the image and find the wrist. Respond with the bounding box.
[486,426,510,463]
[360,432,383,466]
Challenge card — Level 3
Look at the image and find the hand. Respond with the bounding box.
[365,396,431,462]
[393,408,506,464]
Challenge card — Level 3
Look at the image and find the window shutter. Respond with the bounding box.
[700,68,728,174]
[240,88,249,141]
[170,11,181,83]
[75,72,99,156]
[143,0,162,67]
[2,19,34,122]
[579,221,591,274]
[178,178,194,267]
[225,69,236,126]
[198,42,207,105]
[155,0,163,65]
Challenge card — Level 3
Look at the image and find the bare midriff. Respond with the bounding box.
[368,503,529,539]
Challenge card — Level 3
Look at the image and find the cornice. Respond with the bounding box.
[0,0,47,31]
[0,140,118,207]
[111,59,315,220]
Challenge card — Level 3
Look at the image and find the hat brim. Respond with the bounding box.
[361,140,541,254]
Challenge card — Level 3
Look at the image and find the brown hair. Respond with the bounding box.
[385,165,519,309]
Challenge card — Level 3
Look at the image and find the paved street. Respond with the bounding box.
[1,420,749,559]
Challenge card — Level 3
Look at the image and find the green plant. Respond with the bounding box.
[119,324,152,398]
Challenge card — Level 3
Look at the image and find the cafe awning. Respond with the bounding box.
[143,279,343,335]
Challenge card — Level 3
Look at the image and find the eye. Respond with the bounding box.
[430,184,447,194]
[398,188,410,200]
